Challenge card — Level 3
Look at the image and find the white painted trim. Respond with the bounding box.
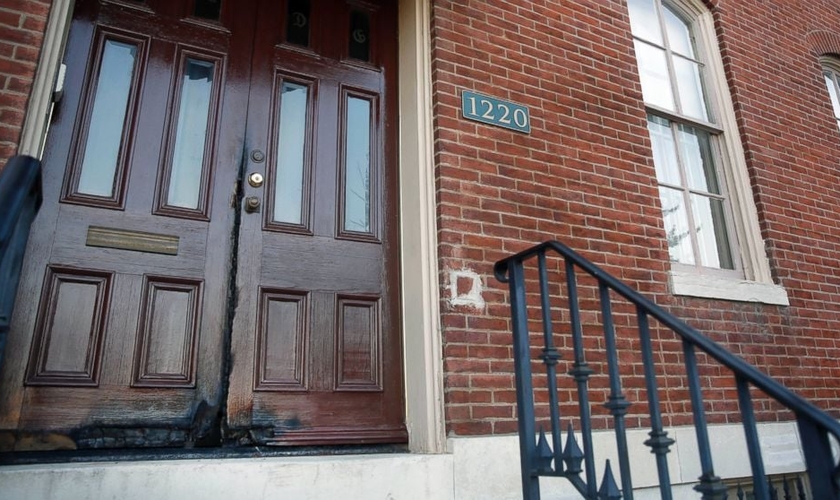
[17,0,74,158]
[398,0,446,453]
[693,7,773,286]
[670,269,790,305]
[17,0,445,454]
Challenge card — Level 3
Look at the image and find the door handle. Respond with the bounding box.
[248,172,264,188]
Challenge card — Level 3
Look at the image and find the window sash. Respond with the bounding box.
[649,114,738,272]
[822,65,840,132]
[631,1,712,124]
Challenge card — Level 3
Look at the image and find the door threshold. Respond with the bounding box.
[0,443,409,467]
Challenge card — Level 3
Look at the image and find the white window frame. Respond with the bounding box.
[632,0,788,305]
[820,57,840,130]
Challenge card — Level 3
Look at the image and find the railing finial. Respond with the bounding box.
[598,460,622,500]
[536,427,554,474]
[562,422,584,475]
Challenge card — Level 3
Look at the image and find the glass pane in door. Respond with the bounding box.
[273,81,310,225]
[77,40,138,197]
[343,96,372,233]
[166,58,215,209]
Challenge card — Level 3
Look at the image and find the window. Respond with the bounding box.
[822,60,840,131]
[629,0,735,272]
[628,0,788,304]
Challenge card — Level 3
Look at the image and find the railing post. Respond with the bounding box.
[599,282,633,499]
[507,258,540,500]
[683,340,727,499]
[565,258,597,498]
[796,415,839,499]
[537,251,564,474]
[735,376,769,499]
[637,308,674,500]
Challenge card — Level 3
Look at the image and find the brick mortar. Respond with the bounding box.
[432,0,840,436]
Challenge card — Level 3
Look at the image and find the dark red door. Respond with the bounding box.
[227,0,405,445]
[0,0,404,451]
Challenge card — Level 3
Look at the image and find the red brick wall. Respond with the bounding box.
[708,0,840,402]
[432,0,840,436]
[0,0,51,170]
[5,0,840,441]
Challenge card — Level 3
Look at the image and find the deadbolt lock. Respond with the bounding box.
[244,196,261,213]
[250,149,265,163]
[248,172,264,188]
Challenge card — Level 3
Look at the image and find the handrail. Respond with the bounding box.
[494,240,840,500]
[0,155,43,373]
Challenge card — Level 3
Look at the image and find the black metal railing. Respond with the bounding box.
[727,475,809,499]
[494,240,840,500]
[0,155,43,374]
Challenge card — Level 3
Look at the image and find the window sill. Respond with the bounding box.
[669,270,790,306]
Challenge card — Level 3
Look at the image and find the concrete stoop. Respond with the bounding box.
[0,424,807,500]
[0,453,456,500]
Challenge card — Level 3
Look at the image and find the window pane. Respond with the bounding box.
[167,59,214,209]
[691,194,734,269]
[673,56,708,121]
[194,0,222,20]
[77,40,137,197]
[627,0,662,45]
[273,82,309,224]
[663,5,694,58]
[824,72,840,120]
[286,0,310,47]
[677,124,719,194]
[344,96,372,233]
[349,10,371,61]
[647,115,681,185]
[634,40,675,110]
[660,187,694,264]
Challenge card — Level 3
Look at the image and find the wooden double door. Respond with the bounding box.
[0,0,404,450]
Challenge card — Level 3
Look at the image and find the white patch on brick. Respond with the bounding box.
[447,268,485,310]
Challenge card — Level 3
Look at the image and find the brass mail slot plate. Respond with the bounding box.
[86,226,179,256]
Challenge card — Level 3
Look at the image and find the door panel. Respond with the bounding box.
[131,275,202,388]
[226,0,405,445]
[0,0,256,448]
[25,266,112,387]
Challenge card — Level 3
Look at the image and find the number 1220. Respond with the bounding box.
[465,96,529,130]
